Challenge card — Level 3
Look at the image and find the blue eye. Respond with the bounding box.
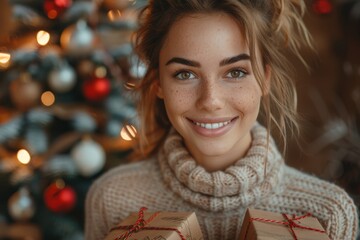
[226,69,246,79]
[174,71,196,80]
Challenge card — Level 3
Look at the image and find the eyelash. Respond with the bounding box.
[172,70,196,80]
[172,68,248,80]
[225,68,248,80]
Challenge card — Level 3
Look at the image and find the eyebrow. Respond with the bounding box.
[165,53,251,67]
[166,57,200,67]
[219,53,250,66]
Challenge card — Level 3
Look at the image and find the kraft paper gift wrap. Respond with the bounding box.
[105,208,203,240]
[239,208,330,240]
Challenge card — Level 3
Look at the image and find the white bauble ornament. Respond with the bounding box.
[48,63,76,93]
[71,138,105,177]
[61,20,96,56]
[129,55,147,79]
[8,188,35,221]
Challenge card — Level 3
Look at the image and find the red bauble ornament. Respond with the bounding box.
[44,0,72,19]
[82,77,111,101]
[44,181,77,213]
[312,0,332,15]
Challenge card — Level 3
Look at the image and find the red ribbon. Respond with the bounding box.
[110,207,186,240]
[247,212,326,240]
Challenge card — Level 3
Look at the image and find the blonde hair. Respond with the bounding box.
[132,0,312,158]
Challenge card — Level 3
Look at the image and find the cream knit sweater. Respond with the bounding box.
[85,124,359,240]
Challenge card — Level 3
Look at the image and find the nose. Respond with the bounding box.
[196,78,224,111]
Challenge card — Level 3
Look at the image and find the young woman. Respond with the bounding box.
[85,0,359,239]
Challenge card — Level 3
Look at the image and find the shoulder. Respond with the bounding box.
[84,157,162,240]
[86,157,161,207]
[90,157,159,188]
[281,166,359,239]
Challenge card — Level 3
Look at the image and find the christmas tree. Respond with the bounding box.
[1,0,360,239]
[0,0,145,239]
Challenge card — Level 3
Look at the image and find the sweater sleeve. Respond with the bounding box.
[282,167,359,240]
[84,159,159,240]
[322,184,359,240]
[84,176,110,240]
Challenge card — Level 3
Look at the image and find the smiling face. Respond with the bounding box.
[157,12,266,171]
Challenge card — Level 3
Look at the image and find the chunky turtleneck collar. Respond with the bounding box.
[158,123,285,212]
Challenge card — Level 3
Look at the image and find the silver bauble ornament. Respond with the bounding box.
[48,63,76,93]
[8,188,35,221]
[71,138,105,177]
[61,20,96,56]
[129,55,147,79]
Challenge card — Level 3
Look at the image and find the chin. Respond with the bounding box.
[194,145,232,159]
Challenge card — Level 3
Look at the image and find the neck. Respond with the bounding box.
[187,133,252,172]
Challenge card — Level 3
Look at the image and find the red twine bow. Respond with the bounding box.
[248,212,326,240]
[110,207,186,240]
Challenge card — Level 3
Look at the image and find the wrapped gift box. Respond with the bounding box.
[105,208,203,240]
[239,208,330,240]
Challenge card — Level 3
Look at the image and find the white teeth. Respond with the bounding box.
[194,120,231,129]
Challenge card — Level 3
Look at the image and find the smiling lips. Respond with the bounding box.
[188,117,237,135]
[193,120,231,129]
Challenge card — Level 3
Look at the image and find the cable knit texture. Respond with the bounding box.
[85,124,359,240]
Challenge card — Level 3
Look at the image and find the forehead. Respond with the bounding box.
[159,12,249,62]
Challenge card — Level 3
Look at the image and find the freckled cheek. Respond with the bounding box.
[230,87,261,112]
[163,87,196,110]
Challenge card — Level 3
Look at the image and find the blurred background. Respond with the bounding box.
[0,0,359,239]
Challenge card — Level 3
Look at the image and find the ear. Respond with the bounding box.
[155,79,164,99]
[263,65,271,96]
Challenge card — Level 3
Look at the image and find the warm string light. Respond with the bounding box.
[55,178,65,189]
[120,125,137,141]
[37,30,51,46]
[47,10,58,19]
[0,52,11,69]
[124,82,136,90]
[41,91,56,106]
[17,149,31,165]
[107,10,122,21]
[95,66,107,78]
